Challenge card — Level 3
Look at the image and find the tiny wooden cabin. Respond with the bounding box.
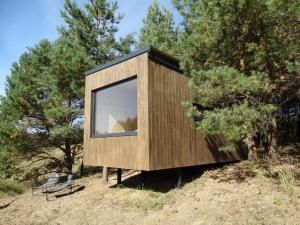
[83,47,243,172]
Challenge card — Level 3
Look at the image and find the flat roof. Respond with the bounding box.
[84,46,183,76]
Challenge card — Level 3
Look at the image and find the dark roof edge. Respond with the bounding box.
[84,46,151,76]
[84,46,183,76]
[148,48,183,74]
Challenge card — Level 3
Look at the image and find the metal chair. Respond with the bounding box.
[32,173,59,196]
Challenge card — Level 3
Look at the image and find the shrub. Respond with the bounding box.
[0,178,24,197]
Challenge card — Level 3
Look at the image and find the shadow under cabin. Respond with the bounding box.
[83,46,244,186]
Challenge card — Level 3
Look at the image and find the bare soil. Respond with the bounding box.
[1,160,300,225]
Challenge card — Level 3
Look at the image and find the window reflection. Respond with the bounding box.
[93,77,137,135]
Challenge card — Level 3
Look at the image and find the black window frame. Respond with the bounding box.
[90,75,138,138]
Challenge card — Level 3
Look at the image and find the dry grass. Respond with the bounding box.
[0,159,299,225]
[278,164,296,195]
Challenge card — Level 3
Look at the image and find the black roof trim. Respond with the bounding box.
[84,46,183,76]
[148,48,183,74]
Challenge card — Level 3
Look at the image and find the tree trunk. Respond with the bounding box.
[34,168,39,185]
[65,140,73,173]
[244,135,258,161]
[267,117,278,159]
[80,158,84,177]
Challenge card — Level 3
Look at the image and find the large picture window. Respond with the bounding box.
[92,76,137,137]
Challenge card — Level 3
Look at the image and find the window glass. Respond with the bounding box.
[93,77,137,136]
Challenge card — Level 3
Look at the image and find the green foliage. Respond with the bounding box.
[0,149,19,180]
[0,98,24,181]
[174,0,300,79]
[50,36,94,99]
[199,104,275,142]
[1,37,93,173]
[60,0,135,64]
[0,178,24,197]
[0,0,135,175]
[188,66,270,107]
[218,145,236,152]
[174,0,299,154]
[137,0,178,55]
[184,67,276,150]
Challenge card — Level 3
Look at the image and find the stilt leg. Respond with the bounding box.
[117,168,122,185]
[103,167,108,183]
[176,168,183,188]
[141,171,146,184]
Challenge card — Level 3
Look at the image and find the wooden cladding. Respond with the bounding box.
[148,59,243,170]
[83,50,244,171]
[83,53,149,170]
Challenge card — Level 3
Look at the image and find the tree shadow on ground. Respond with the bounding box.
[0,197,18,210]
[45,185,86,201]
[109,163,232,193]
[278,143,300,160]
[208,145,300,184]
[208,161,262,183]
[109,144,300,191]
[54,185,86,199]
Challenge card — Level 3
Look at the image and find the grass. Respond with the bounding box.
[272,194,282,205]
[0,178,25,197]
[130,175,208,211]
[131,190,177,211]
[278,165,296,196]
[1,159,300,225]
[246,157,299,198]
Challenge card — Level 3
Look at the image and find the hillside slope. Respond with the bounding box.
[0,161,299,225]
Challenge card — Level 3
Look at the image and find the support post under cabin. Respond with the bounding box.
[103,167,108,183]
[141,171,146,185]
[117,168,122,184]
[176,168,183,188]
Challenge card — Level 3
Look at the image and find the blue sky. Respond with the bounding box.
[0,0,182,96]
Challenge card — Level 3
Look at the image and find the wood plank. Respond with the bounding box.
[84,52,244,171]
[83,53,150,170]
[148,59,244,170]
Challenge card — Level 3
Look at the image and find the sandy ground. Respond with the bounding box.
[1,161,300,225]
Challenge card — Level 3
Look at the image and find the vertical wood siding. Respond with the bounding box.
[83,53,150,170]
[84,53,244,171]
[148,59,244,170]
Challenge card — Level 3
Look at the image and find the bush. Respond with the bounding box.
[0,178,25,197]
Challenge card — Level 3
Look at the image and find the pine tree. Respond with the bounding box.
[1,38,94,173]
[184,66,276,159]
[0,97,20,180]
[60,0,135,65]
[173,0,300,158]
[59,0,135,175]
[0,0,135,174]
[137,0,178,55]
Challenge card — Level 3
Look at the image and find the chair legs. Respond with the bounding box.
[45,187,49,201]
[70,183,73,193]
